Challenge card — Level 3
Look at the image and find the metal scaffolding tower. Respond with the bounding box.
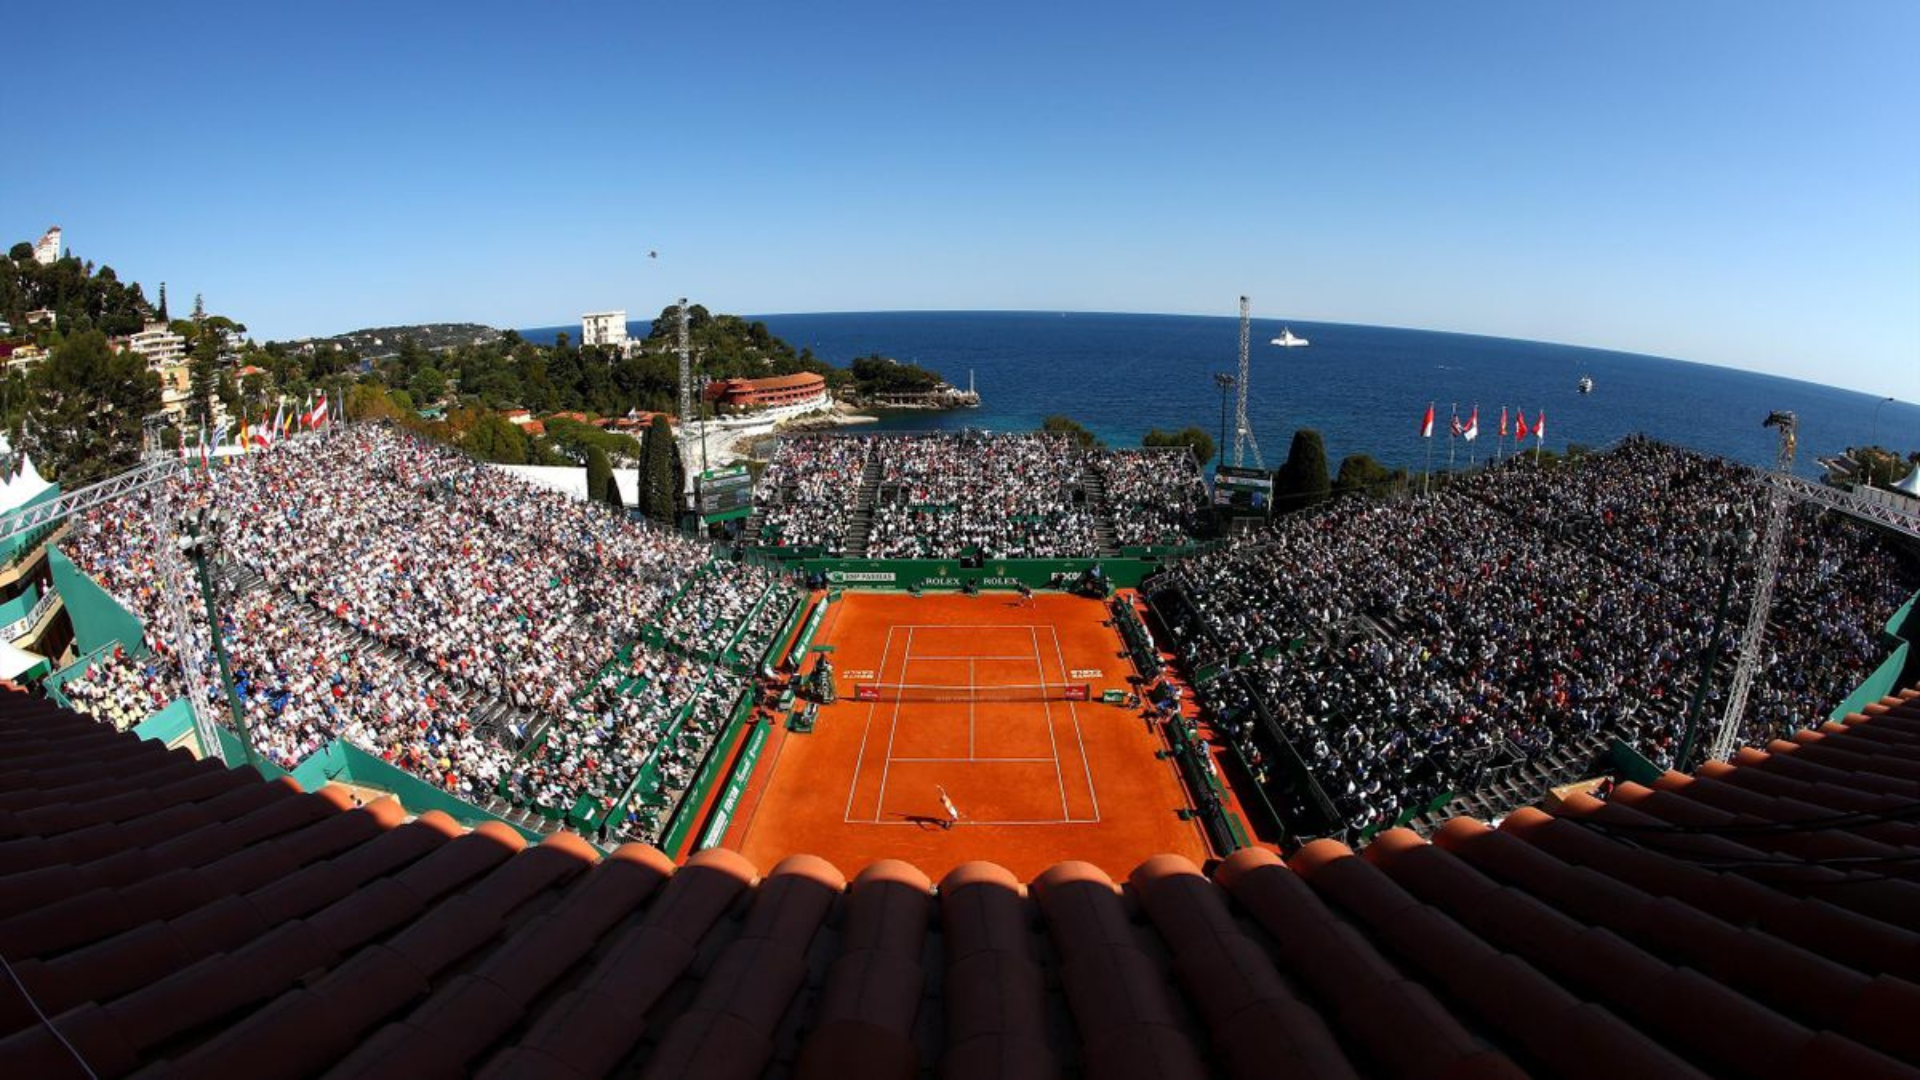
[1231,296,1263,468]
[676,298,693,426]
[1708,410,1797,763]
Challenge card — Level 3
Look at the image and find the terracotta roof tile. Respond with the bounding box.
[5,687,1920,1077]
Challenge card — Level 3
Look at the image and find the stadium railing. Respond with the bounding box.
[656,691,758,857]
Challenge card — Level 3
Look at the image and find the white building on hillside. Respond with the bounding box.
[582,311,630,352]
[32,226,60,265]
[128,321,186,368]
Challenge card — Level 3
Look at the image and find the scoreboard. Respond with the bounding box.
[1213,465,1275,516]
[697,464,754,523]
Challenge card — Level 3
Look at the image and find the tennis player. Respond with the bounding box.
[936,785,961,830]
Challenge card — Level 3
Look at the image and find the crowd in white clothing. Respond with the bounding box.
[1157,438,1916,836]
[1095,448,1209,548]
[57,424,792,834]
[753,437,869,553]
[752,432,1212,558]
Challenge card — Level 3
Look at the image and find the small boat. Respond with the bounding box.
[1270,327,1310,348]
[1577,376,1594,394]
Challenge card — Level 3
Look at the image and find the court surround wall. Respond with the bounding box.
[800,556,1158,591]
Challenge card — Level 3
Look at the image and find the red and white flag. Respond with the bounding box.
[1420,403,1435,438]
[1463,406,1479,442]
[1515,411,1530,441]
[1449,414,1465,438]
[1534,409,1546,442]
[1498,407,1509,438]
[307,391,329,429]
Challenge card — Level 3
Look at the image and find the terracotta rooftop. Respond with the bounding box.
[3,684,1920,1078]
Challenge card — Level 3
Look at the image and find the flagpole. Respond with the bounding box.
[1423,401,1434,494]
[1447,403,1457,476]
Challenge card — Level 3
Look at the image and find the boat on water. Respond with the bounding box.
[1270,327,1309,348]
[1578,376,1594,394]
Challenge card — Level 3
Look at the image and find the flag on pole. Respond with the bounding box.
[270,402,285,442]
[1498,407,1508,438]
[196,427,207,468]
[1535,409,1547,442]
[1515,411,1530,441]
[1420,403,1435,438]
[1463,406,1479,442]
[1449,414,1464,438]
[310,390,329,429]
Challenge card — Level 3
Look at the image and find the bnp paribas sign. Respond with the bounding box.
[827,570,896,583]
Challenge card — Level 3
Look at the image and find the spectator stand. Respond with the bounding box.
[1142,581,1348,844]
[39,642,120,712]
[1108,594,1163,685]
[600,664,751,844]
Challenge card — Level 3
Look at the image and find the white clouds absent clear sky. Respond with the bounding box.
[4,0,1915,398]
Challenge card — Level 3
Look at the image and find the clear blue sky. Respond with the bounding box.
[7,1,1916,396]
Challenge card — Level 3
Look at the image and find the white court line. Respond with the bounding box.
[865,818,1080,827]
[911,655,1032,660]
[968,657,975,759]
[843,625,898,823]
[1050,624,1101,823]
[1029,627,1071,822]
[871,626,916,823]
[890,756,1057,763]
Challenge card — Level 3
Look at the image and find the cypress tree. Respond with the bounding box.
[1274,428,1331,514]
[642,414,678,524]
[188,329,219,430]
[586,445,615,510]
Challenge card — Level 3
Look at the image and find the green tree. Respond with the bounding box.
[586,445,616,509]
[1040,415,1103,449]
[464,410,529,464]
[410,365,447,406]
[1332,453,1408,499]
[1143,426,1215,466]
[641,414,679,524]
[1273,429,1332,514]
[188,328,219,429]
[22,331,161,483]
[7,243,30,262]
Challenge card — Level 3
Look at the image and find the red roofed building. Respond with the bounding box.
[5,681,1920,1075]
[704,371,827,412]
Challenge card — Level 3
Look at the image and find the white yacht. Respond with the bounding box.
[1270,327,1310,348]
[1578,376,1594,394]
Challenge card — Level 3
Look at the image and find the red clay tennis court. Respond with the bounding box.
[721,590,1211,880]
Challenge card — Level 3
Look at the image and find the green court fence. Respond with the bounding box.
[698,717,771,850]
[657,691,758,855]
[798,556,1162,591]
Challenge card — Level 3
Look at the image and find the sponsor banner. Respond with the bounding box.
[921,577,961,588]
[1064,684,1090,701]
[855,685,881,702]
[828,570,897,584]
[981,576,1023,587]
[843,670,877,681]
[1069,669,1103,679]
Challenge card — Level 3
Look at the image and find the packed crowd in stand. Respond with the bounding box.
[866,433,1098,558]
[58,423,795,839]
[1095,448,1210,548]
[55,645,173,731]
[752,436,869,553]
[752,432,1211,558]
[1159,437,1916,836]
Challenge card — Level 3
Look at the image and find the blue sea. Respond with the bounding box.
[523,312,1919,481]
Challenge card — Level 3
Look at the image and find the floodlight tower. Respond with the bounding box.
[676,298,693,427]
[1232,296,1263,468]
[1707,410,1797,763]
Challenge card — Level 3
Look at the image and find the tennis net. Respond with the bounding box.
[852,682,1091,703]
